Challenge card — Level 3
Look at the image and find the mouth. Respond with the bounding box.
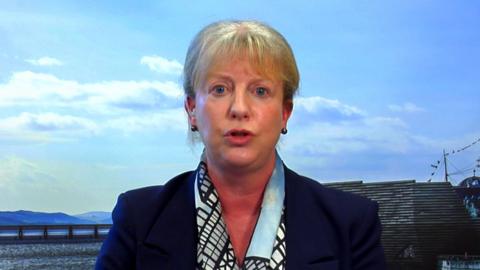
[224,129,253,145]
[225,129,253,137]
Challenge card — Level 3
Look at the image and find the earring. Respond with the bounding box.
[281,127,288,134]
[191,125,198,132]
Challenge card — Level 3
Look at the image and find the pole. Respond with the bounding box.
[443,149,448,182]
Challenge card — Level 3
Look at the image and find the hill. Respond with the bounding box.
[74,211,112,224]
[0,210,109,225]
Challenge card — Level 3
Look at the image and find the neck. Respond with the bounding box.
[206,152,276,216]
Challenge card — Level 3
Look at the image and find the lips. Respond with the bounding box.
[227,130,252,136]
[224,129,253,145]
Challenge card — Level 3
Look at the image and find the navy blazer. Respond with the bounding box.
[96,166,386,269]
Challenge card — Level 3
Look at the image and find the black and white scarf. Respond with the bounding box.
[195,154,286,270]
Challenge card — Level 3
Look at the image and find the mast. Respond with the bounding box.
[443,149,448,182]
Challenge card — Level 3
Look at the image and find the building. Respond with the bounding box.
[325,180,480,270]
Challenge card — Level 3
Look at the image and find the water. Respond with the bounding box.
[0,242,102,270]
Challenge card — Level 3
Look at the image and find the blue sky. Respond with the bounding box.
[1,1,479,214]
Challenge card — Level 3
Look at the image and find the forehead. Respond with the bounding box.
[199,53,281,84]
[209,57,270,78]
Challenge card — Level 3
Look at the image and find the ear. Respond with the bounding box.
[282,99,293,127]
[185,96,196,126]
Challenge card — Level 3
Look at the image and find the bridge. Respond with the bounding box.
[0,224,112,242]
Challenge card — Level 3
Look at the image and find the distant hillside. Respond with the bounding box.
[0,216,20,225]
[0,210,107,225]
[74,211,112,224]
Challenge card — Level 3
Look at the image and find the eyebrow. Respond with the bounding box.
[207,73,274,85]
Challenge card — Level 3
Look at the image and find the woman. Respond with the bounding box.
[96,20,386,270]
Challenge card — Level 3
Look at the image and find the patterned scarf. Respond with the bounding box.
[195,153,286,270]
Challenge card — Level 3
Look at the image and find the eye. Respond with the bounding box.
[212,85,226,95]
[255,87,268,97]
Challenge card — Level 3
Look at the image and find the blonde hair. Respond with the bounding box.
[183,20,300,101]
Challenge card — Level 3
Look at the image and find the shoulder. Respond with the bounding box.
[284,166,386,268]
[112,170,195,240]
[122,170,194,206]
[285,166,378,225]
[96,171,196,269]
[119,170,195,223]
[285,166,376,207]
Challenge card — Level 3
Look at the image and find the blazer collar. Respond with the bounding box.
[284,165,337,268]
[141,171,197,269]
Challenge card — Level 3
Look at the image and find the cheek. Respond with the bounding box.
[193,95,208,124]
[198,105,215,126]
[264,106,284,125]
[196,105,221,138]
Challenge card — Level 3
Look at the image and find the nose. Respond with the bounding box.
[229,90,250,120]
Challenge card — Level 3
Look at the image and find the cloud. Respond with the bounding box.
[107,108,187,133]
[280,96,422,166]
[0,71,189,141]
[90,81,183,112]
[0,112,100,142]
[295,96,365,116]
[292,96,365,124]
[280,94,470,181]
[284,96,413,158]
[0,156,101,213]
[280,107,424,182]
[26,57,63,66]
[0,112,98,132]
[284,116,410,156]
[0,156,57,189]
[388,102,425,113]
[0,71,184,113]
[0,109,189,141]
[141,55,183,75]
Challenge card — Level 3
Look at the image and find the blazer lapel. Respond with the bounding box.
[140,172,197,269]
[285,166,337,268]
[135,166,337,269]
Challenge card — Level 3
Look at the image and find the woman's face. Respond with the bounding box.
[187,57,292,172]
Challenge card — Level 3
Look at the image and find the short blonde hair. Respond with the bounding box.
[183,20,300,101]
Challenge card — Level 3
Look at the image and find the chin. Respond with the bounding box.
[222,149,255,165]
[220,148,272,170]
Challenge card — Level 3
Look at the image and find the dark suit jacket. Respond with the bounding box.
[96,166,386,269]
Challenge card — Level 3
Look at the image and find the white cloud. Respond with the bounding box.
[292,96,366,124]
[284,116,411,156]
[0,112,99,142]
[0,70,189,142]
[295,96,365,116]
[388,102,425,113]
[107,108,187,133]
[0,71,184,113]
[0,109,190,141]
[0,156,57,189]
[279,109,422,182]
[85,80,183,113]
[0,156,102,213]
[26,57,63,66]
[0,112,98,132]
[141,55,183,75]
[271,96,417,162]
[285,96,412,157]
